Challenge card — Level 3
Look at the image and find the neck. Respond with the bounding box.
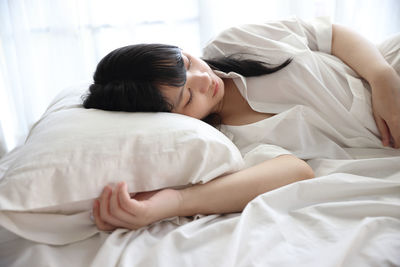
[216,78,238,123]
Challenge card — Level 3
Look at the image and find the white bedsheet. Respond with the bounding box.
[1,150,399,267]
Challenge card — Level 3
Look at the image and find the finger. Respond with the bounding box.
[118,183,150,228]
[118,182,144,216]
[387,118,400,149]
[101,185,138,229]
[92,199,116,231]
[109,184,122,214]
[99,186,113,223]
[373,113,391,147]
[109,183,139,226]
[99,186,123,226]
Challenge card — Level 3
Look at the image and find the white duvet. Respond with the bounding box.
[1,150,399,267]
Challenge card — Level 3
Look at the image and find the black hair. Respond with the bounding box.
[82,43,292,126]
[204,55,292,77]
[83,44,185,112]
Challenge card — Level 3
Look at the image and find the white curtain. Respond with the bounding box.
[1,0,399,157]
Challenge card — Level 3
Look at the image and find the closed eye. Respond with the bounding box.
[185,88,193,106]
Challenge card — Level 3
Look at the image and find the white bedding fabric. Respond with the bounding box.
[0,152,399,266]
[1,18,400,266]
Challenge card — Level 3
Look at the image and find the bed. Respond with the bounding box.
[0,81,399,267]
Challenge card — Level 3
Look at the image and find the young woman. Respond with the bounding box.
[83,17,400,231]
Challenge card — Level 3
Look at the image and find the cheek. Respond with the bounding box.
[187,98,212,119]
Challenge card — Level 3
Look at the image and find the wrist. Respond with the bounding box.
[177,185,199,217]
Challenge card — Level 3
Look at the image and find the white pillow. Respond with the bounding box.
[0,83,244,213]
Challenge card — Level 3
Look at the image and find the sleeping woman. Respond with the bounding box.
[82,17,400,231]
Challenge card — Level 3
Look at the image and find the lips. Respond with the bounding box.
[212,79,219,97]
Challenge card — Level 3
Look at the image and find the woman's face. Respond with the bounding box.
[161,51,224,119]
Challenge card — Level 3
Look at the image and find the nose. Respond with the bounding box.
[187,71,211,94]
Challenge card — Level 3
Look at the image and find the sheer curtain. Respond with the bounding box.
[1,0,399,157]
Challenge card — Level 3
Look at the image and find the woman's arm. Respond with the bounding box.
[331,24,400,148]
[179,154,313,215]
[92,154,314,231]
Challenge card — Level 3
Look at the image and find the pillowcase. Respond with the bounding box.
[0,83,244,213]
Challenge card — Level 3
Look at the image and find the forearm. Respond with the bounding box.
[178,154,314,216]
[331,24,394,86]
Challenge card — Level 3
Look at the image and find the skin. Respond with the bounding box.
[93,24,400,231]
[161,51,225,119]
[93,154,314,231]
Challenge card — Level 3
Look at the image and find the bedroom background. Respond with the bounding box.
[0,0,399,157]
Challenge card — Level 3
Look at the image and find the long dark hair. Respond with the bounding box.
[82,44,292,125]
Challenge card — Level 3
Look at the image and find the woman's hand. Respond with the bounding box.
[92,182,183,231]
[369,67,400,148]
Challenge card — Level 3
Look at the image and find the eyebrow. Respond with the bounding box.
[187,56,192,70]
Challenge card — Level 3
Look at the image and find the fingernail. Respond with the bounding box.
[382,140,389,147]
[104,186,111,194]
